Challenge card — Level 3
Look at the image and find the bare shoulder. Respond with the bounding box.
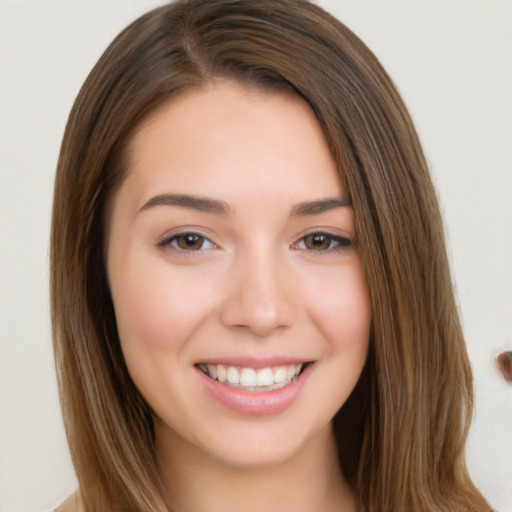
[54,491,82,512]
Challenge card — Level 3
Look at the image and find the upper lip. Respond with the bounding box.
[194,356,313,369]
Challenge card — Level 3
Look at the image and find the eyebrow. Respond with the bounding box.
[138,193,233,216]
[138,193,350,217]
[290,196,351,216]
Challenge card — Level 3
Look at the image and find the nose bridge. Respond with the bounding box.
[220,243,298,336]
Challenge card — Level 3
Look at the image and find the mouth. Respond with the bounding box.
[196,362,310,392]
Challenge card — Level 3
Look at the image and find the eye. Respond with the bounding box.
[294,232,351,252]
[158,232,216,252]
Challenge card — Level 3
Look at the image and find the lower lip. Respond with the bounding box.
[197,364,313,416]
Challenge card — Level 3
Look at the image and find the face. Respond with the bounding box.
[107,82,371,469]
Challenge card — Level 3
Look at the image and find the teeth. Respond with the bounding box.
[226,366,240,384]
[207,364,217,379]
[240,368,257,387]
[273,367,287,383]
[256,367,274,386]
[216,364,226,383]
[199,363,304,391]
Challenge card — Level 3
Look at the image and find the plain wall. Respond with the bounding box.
[0,1,510,511]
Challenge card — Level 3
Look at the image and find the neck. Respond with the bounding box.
[156,423,356,512]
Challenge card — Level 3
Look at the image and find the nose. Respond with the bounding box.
[220,251,298,337]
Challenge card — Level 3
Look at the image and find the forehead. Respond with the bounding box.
[122,81,342,207]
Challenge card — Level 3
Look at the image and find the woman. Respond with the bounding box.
[51,0,492,510]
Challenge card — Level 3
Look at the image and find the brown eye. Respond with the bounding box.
[176,234,204,250]
[158,233,215,252]
[304,234,331,250]
[295,233,351,252]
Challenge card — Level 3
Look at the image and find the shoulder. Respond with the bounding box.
[54,491,82,512]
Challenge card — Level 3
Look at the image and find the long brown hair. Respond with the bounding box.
[50,1,492,510]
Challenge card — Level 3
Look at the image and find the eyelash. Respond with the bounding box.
[157,230,351,254]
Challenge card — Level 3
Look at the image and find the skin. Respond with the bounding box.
[105,81,371,512]
[54,494,82,512]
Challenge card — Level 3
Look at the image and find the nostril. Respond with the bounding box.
[495,351,512,384]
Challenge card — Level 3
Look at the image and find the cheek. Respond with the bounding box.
[109,253,222,357]
[304,261,371,352]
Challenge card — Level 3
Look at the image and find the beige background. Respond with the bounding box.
[1,1,511,511]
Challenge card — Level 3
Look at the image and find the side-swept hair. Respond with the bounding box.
[50,1,491,510]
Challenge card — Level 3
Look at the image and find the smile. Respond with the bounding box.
[197,363,304,392]
[196,360,314,416]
